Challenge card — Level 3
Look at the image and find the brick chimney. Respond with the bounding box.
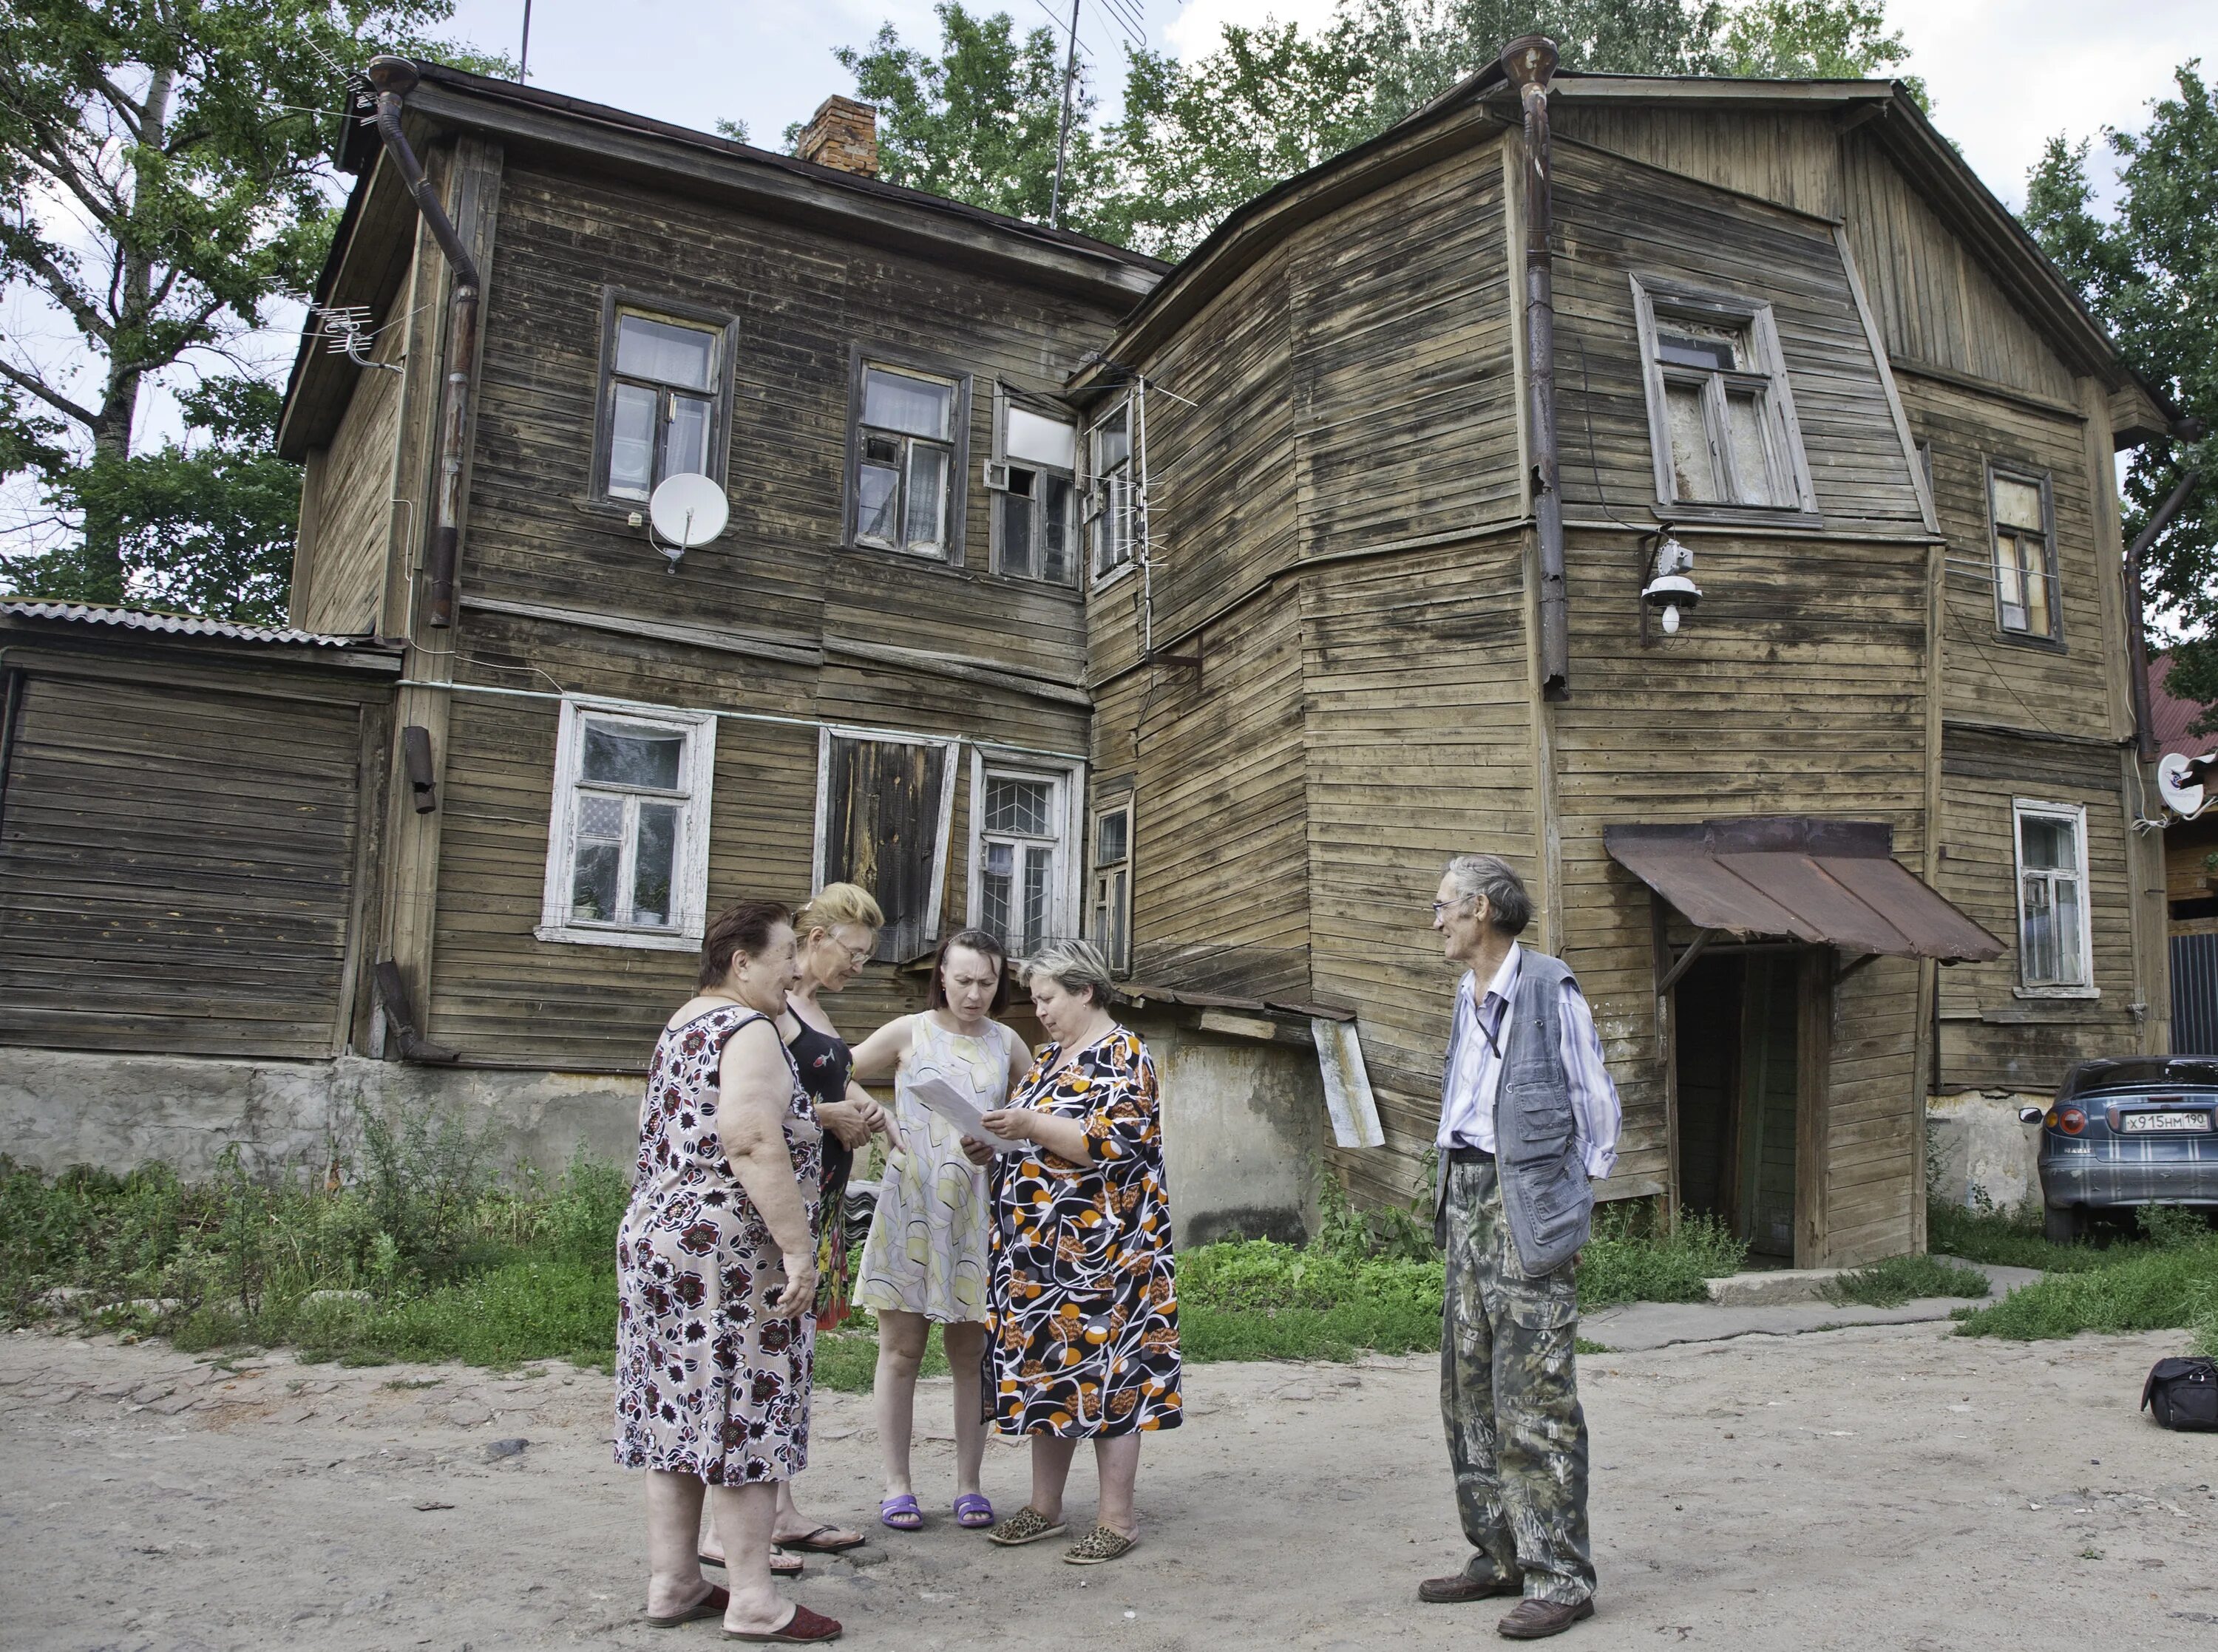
[796,96,879,178]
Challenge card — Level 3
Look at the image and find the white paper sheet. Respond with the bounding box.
[909,1075,1025,1154]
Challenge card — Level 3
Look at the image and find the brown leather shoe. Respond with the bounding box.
[1418,1572,1523,1604]
[1496,1597,1595,1639]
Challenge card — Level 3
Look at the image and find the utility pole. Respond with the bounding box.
[519,0,533,83]
[1048,0,1081,228]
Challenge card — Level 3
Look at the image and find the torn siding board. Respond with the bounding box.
[1315,1017,1386,1148]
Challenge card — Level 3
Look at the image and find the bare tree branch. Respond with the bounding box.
[0,357,100,431]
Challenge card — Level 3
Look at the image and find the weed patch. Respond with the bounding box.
[1820,1253,1990,1309]
[1576,1204,1746,1308]
[1952,1237,2218,1341]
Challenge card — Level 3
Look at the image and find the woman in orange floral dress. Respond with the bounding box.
[966,939,1181,1567]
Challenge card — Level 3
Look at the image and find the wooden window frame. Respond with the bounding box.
[810,724,961,954]
[586,288,742,510]
[964,745,1085,956]
[537,695,717,951]
[842,344,974,565]
[985,384,1081,589]
[1085,396,1138,589]
[2011,798,2096,998]
[1088,790,1135,976]
[1631,275,1819,527]
[1984,461,2064,650]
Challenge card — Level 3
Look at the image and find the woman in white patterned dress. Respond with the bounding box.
[848,928,1026,1533]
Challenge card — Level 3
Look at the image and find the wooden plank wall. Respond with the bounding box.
[0,668,371,1057]
[291,318,404,636]
[1550,105,1845,221]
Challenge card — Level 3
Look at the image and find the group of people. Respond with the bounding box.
[612,852,1619,1645]
[611,886,1181,1644]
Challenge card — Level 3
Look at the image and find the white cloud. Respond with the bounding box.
[1164,0,1340,57]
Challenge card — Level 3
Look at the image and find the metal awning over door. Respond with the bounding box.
[1605,817,2004,962]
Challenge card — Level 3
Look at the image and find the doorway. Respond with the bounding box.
[1673,953,1801,1261]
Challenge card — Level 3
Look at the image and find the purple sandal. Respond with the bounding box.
[954,1494,994,1530]
[879,1494,923,1532]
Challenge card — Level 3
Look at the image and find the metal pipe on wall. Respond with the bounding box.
[1502,35,1568,701]
[366,55,481,630]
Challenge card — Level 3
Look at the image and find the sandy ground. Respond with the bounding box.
[1,1319,2214,1651]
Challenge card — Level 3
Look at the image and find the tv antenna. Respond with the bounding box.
[644,473,728,569]
[313,305,400,372]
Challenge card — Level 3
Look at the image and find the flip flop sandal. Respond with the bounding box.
[724,1602,844,1644]
[699,1551,805,1578]
[878,1494,924,1532]
[986,1507,1068,1547]
[1063,1525,1139,1566]
[646,1583,728,1628]
[954,1493,995,1529]
[777,1524,866,1554]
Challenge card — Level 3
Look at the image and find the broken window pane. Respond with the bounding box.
[1723,389,1774,506]
[864,367,952,440]
[904,443,948,548]
[609,382,657,500]
[1664,381,1717,501]
[617,314,715,390]
[856,460,899,545]
[632,803,678,927]
[583,724,683,790]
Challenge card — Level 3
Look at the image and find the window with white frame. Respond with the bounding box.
[538,699,716,949]
[988,391,1079,585]
[2013,800,2092,993]
[967,750,1081,957]
[1989,466,2060,642]
[1087,400,1135,581]
[596,299,733,504]
[1632,276,1814,517]
[1089,794,1133,975]
[852,361,963,558]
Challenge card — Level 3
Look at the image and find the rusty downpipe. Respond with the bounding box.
[366,55,480,630]
[1502,36,1567,701]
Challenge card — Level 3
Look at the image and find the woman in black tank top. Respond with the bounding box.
[786,1018,861,1325]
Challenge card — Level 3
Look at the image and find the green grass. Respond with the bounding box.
[1575,1204,1748,1308]
[1952,1237,2218,1342]
[1819,1251,1991,1309]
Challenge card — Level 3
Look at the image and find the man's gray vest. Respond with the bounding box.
[1431,948,1595,1275]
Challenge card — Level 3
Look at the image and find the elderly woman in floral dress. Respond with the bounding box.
[612,900,841,1644]
[966,938,1181,1567]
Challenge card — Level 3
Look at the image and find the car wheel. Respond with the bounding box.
[2042,1204,2086,1243]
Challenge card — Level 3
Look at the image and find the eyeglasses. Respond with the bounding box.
[821,933,875,967]
[1430,898,1474,918]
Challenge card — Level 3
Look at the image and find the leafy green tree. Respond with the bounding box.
[0,0,502,616]
[1717,0,1923,106]
[2024,64,2218,726]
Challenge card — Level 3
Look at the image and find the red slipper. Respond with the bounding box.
[645,1583,728,1628]
[724,1602,842,1643]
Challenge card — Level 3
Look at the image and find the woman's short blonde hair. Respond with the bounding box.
[1022,938,1116,1009]
[794,881,884,937]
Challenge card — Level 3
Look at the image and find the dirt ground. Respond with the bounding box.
[1,1320,2213,1652]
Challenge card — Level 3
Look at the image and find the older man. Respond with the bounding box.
[1422,854,1619,1640]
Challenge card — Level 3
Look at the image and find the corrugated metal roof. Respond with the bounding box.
[2149,653,2215,758]
[1606,817,2004,963]
[0,602,374,649]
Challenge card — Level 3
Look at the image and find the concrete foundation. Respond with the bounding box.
[1925,1090,2045,1212]
[1135,1017,1326,1247]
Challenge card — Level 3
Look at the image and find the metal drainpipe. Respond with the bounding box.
[2123,464,2202,761]
[1502,36,1567,701]
[365,55,481,630]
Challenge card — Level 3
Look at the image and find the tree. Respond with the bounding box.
[1717,0,1924,106]
[0,0,502,616]
[2024,64,2218,727]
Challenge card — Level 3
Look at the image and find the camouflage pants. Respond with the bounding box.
[1439,1153,1595,1606]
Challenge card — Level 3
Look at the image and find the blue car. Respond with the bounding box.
[2022,1056,2218,1241]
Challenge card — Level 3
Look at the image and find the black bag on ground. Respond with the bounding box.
[2142,1357,2218,1430]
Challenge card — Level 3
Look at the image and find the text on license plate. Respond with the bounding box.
[2121,1112,2214,1133]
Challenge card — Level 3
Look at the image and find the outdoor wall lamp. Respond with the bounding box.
[1641,533,1701,636]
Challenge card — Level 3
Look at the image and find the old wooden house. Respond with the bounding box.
[0,41,2187,1264]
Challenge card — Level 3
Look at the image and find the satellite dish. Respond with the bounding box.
[646,473,728,567]
[2158,751,2215,819]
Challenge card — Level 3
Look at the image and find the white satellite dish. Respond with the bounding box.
[646,473,728,567]
[2158,751,2215,819]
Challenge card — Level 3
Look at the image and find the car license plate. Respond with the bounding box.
[2121,1111,2213,1133]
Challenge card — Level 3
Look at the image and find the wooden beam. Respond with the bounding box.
[1658,928,1720,996]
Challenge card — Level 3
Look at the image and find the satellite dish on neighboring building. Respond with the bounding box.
[2158,750,2215,819]
[646,473,728,568]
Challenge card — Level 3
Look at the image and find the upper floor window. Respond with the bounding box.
[537,698,716,951]
[1989,467,2060,642]
[2013,799,2092,994]
[988,391,1078,585]
[852,361,965,559]
[1632,276,1814,519]
[1090,793,1133,976]
[1088,401,1136,582]
[594,296,736,504]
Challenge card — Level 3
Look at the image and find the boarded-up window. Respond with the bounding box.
[817,733,955,962]
[0,672,364,1057]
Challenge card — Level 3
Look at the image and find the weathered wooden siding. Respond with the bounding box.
[0,670,372,1057]
[1300,534,1536,1211]
[292,317,405,636]
[1841,136,2080,406]
[1550,104,1847,220]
